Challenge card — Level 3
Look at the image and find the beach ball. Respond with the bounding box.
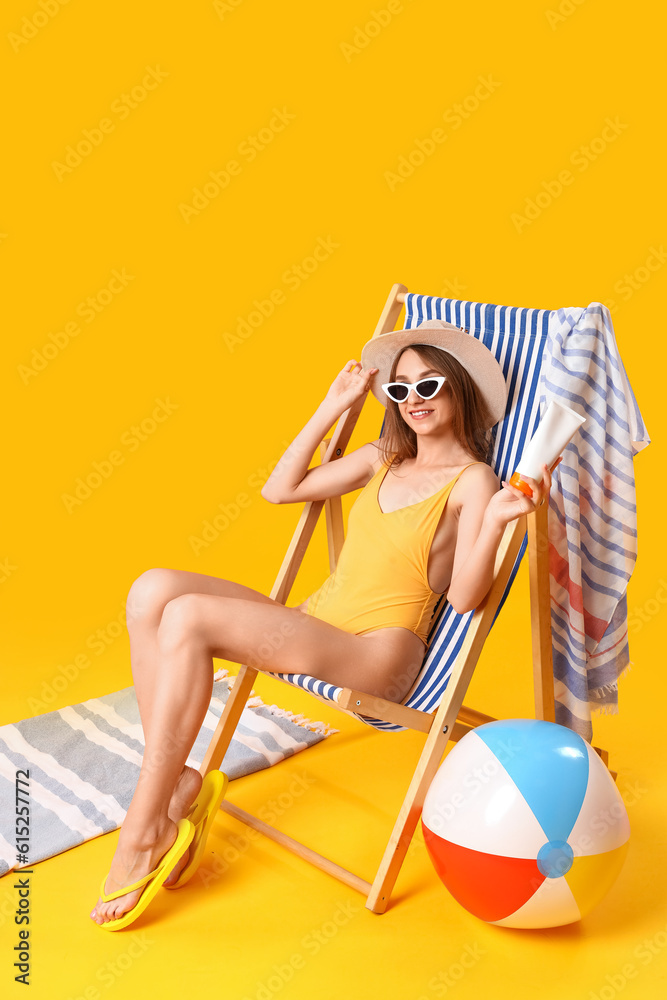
[421,719,630,928]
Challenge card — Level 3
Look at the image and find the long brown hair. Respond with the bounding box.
[377,344,494,471]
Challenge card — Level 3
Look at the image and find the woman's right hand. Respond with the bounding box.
[324,360,378,412]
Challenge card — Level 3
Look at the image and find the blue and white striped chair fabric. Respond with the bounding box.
[268,293,553,730]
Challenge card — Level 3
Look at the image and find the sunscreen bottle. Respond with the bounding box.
[509,399,586,498]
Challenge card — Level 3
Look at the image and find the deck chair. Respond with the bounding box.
[200,283,618,915]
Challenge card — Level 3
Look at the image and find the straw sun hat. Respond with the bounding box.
[360,319,508,429]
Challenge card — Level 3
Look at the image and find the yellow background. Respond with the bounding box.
[1,0,665,997]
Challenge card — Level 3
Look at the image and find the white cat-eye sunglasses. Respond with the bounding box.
[380,375,447,403]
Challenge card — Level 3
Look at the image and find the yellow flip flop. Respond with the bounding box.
[165,769,228,889]
[96,817,195,931]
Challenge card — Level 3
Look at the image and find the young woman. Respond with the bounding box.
[90,319,556,929]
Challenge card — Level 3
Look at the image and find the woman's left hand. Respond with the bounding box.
[487,457,562,528]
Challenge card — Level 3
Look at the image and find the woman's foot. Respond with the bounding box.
[163,765,203,886]
[90,817,182,926]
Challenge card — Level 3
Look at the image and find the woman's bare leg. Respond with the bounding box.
[124,569,282,827]
[126,568,283,739]
[90,573,424,925]
[90,569,285,925]
[90,627,218,925]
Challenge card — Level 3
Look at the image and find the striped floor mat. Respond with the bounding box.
[0,669,337,877]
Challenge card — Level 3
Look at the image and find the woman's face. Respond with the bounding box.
[393,348,453,434]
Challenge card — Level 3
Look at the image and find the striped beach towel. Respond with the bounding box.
[268,293,647,744]
[544,304,649,735]
[0,669,337,878]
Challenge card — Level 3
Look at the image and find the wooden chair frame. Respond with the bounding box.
[200,282,616,915]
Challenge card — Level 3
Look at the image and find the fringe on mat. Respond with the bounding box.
[213,668,339,736]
